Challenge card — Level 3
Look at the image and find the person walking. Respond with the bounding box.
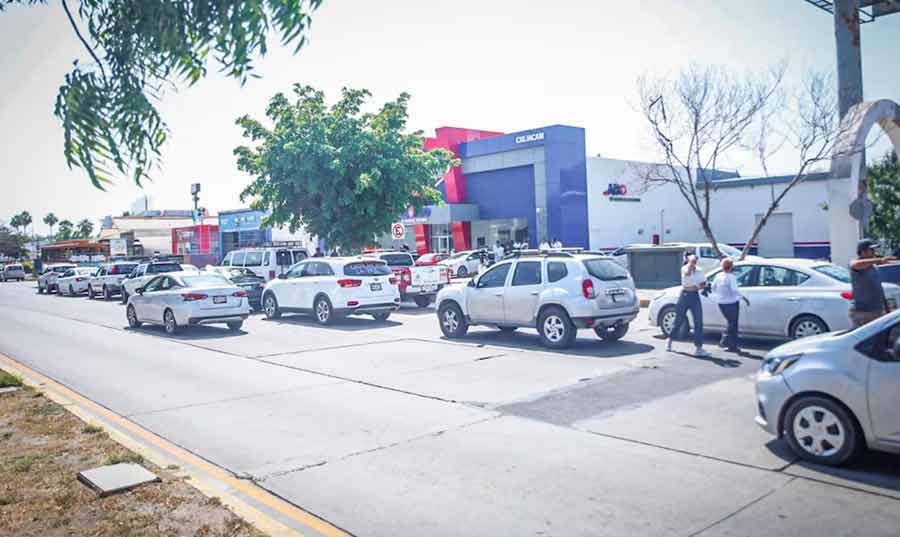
[848,239,896,328]
[712,258,749,352]
[666,254,711,357]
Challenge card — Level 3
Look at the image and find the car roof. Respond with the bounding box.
[735,258,825,269]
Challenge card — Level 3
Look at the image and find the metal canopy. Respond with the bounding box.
[804,0,900,22]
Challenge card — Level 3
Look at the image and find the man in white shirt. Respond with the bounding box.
[493,241,504,264]
[539,239,551,250]
[551,238,563,249]
[711,258,750,352]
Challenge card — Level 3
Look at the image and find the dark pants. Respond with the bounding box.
[671,290,704,347]
[718,302,740,350]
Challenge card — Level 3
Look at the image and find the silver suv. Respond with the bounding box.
[435,251,639,349]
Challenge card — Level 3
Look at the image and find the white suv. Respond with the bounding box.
[88,261,139,300]
[261,257,401,324]
[435,252,640,349]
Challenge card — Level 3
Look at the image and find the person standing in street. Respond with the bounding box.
[667,254,711,357]
[493,241,504,264]
[551,237,563,249]
[849,239,896,328]
[712,258,749,352]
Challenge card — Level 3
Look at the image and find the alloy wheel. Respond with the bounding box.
[661,310,676,336]
[127,305,139,327]
[442,309,459,333]
[543,315,566,343]
[164,311,176,334]
[792,405,845,457]
[316,300,330,323]
[264,296,277,318]
[794,320,824,338]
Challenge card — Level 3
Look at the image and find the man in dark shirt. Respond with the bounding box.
[849,239,896,328]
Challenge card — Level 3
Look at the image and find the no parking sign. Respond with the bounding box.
[391,222,406,240]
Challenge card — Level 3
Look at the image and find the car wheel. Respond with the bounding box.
[69,284,75,296]
[103,285,111,301]
[438,301,468,338]
[457,266,468,278]
[226,321,243,332]
[314,296,334,325]
[88,286,95,299]
[538,306,576,349]
[372,312,391,322]
[37,283,44,294]
[263,293,281,319]
[595,322,629,342]
[121,289,129,305]
[790,315,828,340]
[497,326,517,333]
[126,304,142,328]
[163,309,178,335]
[413,295,432,308]
[784,395,861,466]
[659,306,691,339]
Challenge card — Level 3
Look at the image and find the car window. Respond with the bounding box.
[112,263,137,275]
[548,262,568,283]
[759,266,810,287]
[314,262,334,276]
[344,262,392,276]
[231,251,246,266]
[813,264,851,283]
[699,247,717,259]
[263,251,271,266]
[182,275,230,287]
[715,265,759,287]
[467,253,480,261]
[159,276,174,291]
[512,261,542,286]
[292,250,308,263]
[222,253,232,267]
[244,251,263,267]
[287,262,307,278]
[886,324,900,362]
[143,276,164,292]
[147,263,181,274]
[95,266,106,277]
[380,253,413,267]
[583,259,629,281]
[477,263,511,288]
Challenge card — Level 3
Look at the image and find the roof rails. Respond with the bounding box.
[503,249,578,259]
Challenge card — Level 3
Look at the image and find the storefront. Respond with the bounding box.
[218,208,315,261]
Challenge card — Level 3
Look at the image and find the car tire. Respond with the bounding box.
[497,326,517,333]
[784,395,862,466]
[659,305,691,340]
[413,295,432,308]
[438,301,468,339]
[126,304,142,328]
[103,285,111,301]
[37,284,44,294]
[121,289,129,305]
[69,284,75,296]
[595,322,629,342]
[372,312,391,322]
[88,286,95,300]
[163,309,178,335]
[227,321,243,332]
[538,306,577,349]
[313,295,334,325]
[263,293,281,319]
[789,315,828,340]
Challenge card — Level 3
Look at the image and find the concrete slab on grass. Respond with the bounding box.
[78,463,159,497]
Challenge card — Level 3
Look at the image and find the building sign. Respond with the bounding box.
[109,238,127,256]
[602,183,641,202]
[391,222,406,240]
[515,131,544,144]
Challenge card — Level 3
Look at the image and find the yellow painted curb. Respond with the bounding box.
[0,353,352,537]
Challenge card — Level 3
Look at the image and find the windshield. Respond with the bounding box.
[813,264,850,283]
[7,265,22,270]
[344,262,392,276]
[244,251,263,266]
[584,258,630,281]
[182,275,231,287]
[53,266,75,273]
[447,252,467,260]
[380,253,413,267]
[718,244,741,257]
[147,263,181,274]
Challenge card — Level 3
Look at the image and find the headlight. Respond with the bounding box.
[760,353,803,377]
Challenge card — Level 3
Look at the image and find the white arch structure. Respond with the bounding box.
[828,99,900,265]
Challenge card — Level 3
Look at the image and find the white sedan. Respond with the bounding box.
[649,258,900,340]
[56,267,99,296]
[126,271,250,334]
[439,250,485,278]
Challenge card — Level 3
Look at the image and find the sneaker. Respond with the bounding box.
[694,347,712,358]
[665,339,673,352]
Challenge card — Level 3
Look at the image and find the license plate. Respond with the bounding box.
[370,283,382,291]
[213,296,227,304]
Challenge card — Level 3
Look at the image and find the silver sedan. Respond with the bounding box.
[648,258,900,340]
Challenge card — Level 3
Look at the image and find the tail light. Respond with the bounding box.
[440,267,451,282]
[582,279,596,299]
[337,279,362,288]
[347,300,359,307]
[76,277,86,282]
[269,270,276,280]
[110,266,118,275]
[181,293,208,301]
[389,277,399,285]
[840,291,853,300]
[233,290,247,297]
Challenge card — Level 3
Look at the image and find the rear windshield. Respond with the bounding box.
[182,275,230,287]
[147,263,181,274]
[53,266,75,273]
[112,263,137,274]
[584,259,630,281]
[813,264,850,283]
[244,251,263,266]
[380,254,413,266]
[344,262,392,276]
[6,265,22,270]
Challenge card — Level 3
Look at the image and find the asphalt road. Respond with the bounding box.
[1,280,899,537]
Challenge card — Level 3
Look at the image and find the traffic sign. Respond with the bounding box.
[391,222,406,240]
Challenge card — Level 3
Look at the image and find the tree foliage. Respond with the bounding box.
[868,151,900,251]
[57,220,75,241]
[76,218,95,239]
[235,85,456,250]
[0,225,27,259]
[0,0,322,189]
[9,211,32,234]
[43,213,59,238]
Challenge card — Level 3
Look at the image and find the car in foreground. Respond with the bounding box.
[88,261,139,300]
[261,257,401,324]
[369,251,449,307]
[439,250,486,278]
[1,263,26,282]
[649,258,900,341]
[121,260,183,304]
[37,263,76,294]
[56,267,99,296]
[205,266,265,310]
[436,251,640,349]
[755,309,900,466]
[126,271,250,334]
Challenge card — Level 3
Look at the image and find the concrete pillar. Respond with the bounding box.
[833,0,864,117]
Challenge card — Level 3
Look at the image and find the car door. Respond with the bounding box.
[280,261,310,309]
[746,265,810,336]
[504,260,543,325]
[867,321,900,444]
[134,275,164,321]
[467,262,512,323]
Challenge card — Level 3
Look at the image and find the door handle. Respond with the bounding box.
[530,291,539,296]
[787,297,799,302]
[493,293,503,297]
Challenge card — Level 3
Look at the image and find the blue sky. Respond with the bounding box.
[2,0,898,233]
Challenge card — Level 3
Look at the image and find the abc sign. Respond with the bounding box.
[391,222,406,240]
[603,183,628,196]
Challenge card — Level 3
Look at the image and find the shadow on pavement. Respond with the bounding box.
[451,329,655,358]
[786,447,900,495]
[263,313,403,332]
[125,325,246,340]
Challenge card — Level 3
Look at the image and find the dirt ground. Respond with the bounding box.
[0,373,267,537]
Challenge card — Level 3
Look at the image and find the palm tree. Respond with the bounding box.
[76,218,94,239]
[57,220,74,241]
[8,214,23,234]
[19,211,32,235]
[43,213,59,240]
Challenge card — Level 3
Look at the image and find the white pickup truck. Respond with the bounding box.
[120,260,184,303]
[369,251,450,307]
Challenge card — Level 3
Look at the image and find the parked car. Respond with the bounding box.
[649,258,900,341]
[121,261,184,304]
[877,262,900,286]
[56,267,99,296]
[755,308,900,466]
[439,250,487,278]
[611,242,762,272]
[222,247,308,281]
[1,263,26,282]
[415,252,450,266]
[205,266,265,310]
[369,251,450,307]
[261,257,401,324]
[37,263,76,294]
[87,261,140,300]
[436,252,640,349]
[126,271,250,334]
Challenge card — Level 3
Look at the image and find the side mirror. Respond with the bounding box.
[136,287,144,295]
[467,278,476,288]
[277,273,288,280]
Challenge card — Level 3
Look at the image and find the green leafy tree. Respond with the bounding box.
[8,214,23,234]
[236,85,456,250]
[0,225,27,259]
[43,212,59,239]
[57,220,74,241]
[0,0,322,189]
[76,218,95,239]
[868,151,900,252]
